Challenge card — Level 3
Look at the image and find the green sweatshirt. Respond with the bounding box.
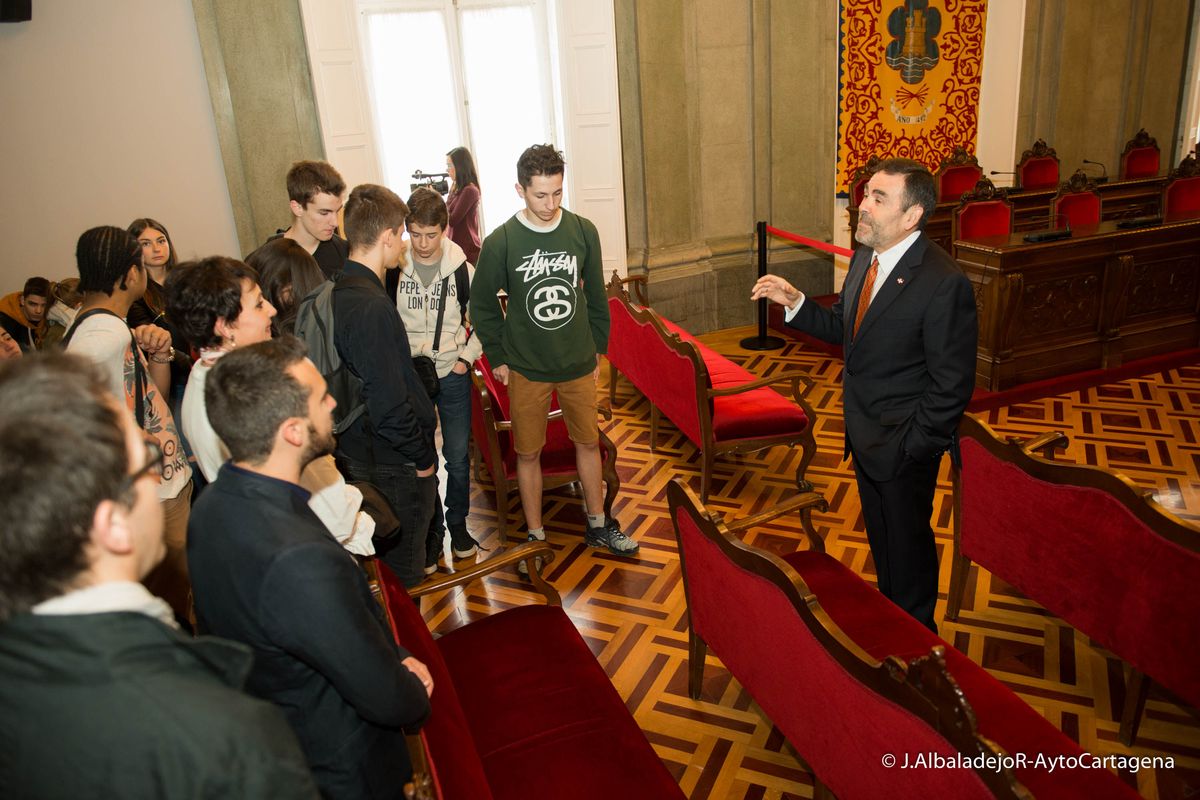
[470,208,610,383]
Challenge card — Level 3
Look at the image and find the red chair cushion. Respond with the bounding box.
[658,318,810,443]
[1018,156,1060,190]
[1054,191,1101,228]
[956,201,1012,240]
[959,437,1200,711]
[1121,147,1160,180]
[782,550,1141,799]
[375,562,495,800]
[436,604,684,800]
[937,165,983,202]
[1164,175,1200,216]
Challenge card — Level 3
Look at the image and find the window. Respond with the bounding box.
[359,0,558,234]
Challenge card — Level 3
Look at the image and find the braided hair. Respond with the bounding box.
[75,226,141,296]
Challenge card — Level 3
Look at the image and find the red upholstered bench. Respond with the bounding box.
[948,413,1200,745]
[366,549,685,800]
[606,272,817,500]
[668,479,1140,799]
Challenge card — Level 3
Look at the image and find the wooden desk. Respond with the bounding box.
[955,212,1200,391]
[848,175,1168,253]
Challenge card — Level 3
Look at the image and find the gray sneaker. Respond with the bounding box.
[516,531,545,577]
[585,518,640,556]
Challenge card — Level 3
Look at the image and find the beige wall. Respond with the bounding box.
[617,0,839,331]
[0,0,239,294]
[1017,0,1194,178]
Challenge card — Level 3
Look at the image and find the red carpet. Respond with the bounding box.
[767,297,1200,411]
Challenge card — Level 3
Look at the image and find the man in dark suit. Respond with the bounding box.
[752,158,977,631]
[188,336,433,799]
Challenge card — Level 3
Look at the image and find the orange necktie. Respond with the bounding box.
[852,257,880,338]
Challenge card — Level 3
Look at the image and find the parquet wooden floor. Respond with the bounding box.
[423,327,1200,799]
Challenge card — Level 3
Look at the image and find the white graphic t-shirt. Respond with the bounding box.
[66,313,191,501]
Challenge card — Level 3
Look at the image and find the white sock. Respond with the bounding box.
[527,527,545,541]
[586,513,606,528]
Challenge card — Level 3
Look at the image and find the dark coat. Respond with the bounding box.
[0,611,318,798]
[789,233,977,481]
[188,464,430,800]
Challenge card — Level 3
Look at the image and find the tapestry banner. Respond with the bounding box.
[837,0,988,194]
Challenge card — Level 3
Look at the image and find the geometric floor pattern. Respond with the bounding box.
[422,326,1200,799]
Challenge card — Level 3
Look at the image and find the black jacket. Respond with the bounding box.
[789,234,977,481]
[188,463,430,800]
[333,261,437,469]
[0,611,318,798]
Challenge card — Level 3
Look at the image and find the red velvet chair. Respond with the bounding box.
[1162,151,1200,218]
[668,479,1139,799]
[951,177,1013,242]
[847,154,882,207]
[470,355,618,540]
[364,553,686,800]
[607,273,817,501]
[1015,138,1060,190]
[948,413,1200,745]
[934,146,983,202]
[1052,169,1102,229]
[1119,128,1161,179]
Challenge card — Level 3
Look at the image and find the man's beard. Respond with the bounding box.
[301,421,336,467]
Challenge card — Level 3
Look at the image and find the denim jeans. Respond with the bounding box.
[430,369,472,534]
[338,456,437,588]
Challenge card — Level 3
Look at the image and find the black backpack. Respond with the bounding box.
[294,275,376,434]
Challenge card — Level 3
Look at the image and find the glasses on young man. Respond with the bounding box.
[117,438,164,499]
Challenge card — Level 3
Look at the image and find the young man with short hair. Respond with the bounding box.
[388,186,482,567]
[268,160,349,279]
[0,353,317,798]
[66,226,194,624]
[334,184,441,587]
[0,276,51,352]
[188,337,432,799]
[470,144,638,557]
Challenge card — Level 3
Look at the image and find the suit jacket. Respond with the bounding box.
[189,463,431,800]
[788,232,977,481]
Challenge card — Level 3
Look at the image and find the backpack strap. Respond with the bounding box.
[431,275,450,356]
[62,308,147,429]
[453,262,470,326]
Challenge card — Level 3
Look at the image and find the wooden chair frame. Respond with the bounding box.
[470,365,619,540]
[1051,169,1103,228]
[934,146,983,202]
[668,479,1031,800]
[951,176,1013,243]
[948,412,1200,745]
[607,272,818,501]
[1015,138,1060,190]
[1119,128,1161,180]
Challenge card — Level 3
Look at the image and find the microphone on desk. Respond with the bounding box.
[1082,159,1109,182]
[988,170,1017,188]
[1022,212,1073,243]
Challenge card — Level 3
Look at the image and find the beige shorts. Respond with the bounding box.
[508,369,599,454]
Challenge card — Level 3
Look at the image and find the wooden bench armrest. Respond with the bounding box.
[409,540,562,605]
[707,369,815,398]
[725,487,830,552]
[1009,430,1068,457]
[610,271,648,306]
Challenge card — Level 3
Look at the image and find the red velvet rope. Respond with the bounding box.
[765,225,854,258]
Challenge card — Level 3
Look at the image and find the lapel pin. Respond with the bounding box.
[896,277,905,285]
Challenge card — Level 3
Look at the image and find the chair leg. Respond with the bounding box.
[688,630,708,700]
[945,551,972,621]
[700,448,714,503]
[608,361,617,408]
[649,404,660,452]
[497,480,513,548]
[1119,667,1151,746]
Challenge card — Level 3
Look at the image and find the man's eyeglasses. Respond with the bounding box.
[117,438,164,498]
